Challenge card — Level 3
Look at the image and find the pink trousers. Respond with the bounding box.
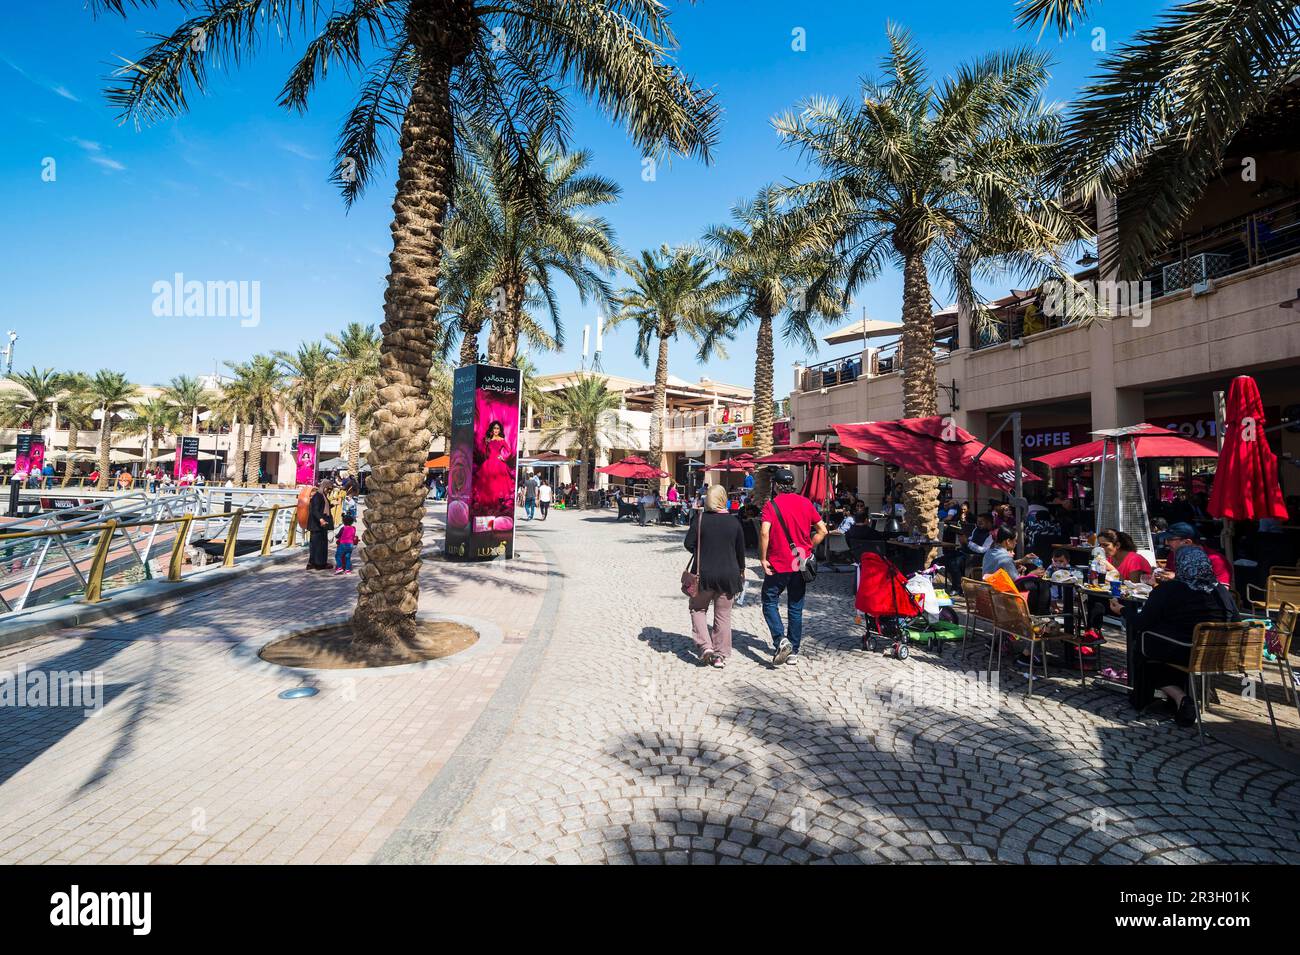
[688,589,734,660]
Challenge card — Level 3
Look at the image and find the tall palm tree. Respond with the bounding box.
[123,397,182,468]
[774,27,1087,539]
[540,374,631,509]
[1016,0,1300,279]
[226,356,283,486]
[326,323,382,475]
[99,0,719,650]
[276,341,335,434]
[163,374,214,435]
[57,373,96,486]
[213,380,250,486]
[0,367,63,438]
[705,186,846,500]
[449,129,622,366]
[86,371,140,490]
[611,246,730,490]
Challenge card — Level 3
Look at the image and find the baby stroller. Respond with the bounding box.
[855,552,921,658]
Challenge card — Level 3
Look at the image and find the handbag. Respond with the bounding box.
[681,508,704,597]
[772,499,817,583]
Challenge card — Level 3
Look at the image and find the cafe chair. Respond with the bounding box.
[1270,602,1300,718]
[1143,622,1279,743]
[959,578,996,662]
[989,589,1067,696]
[1246,574,1300,616]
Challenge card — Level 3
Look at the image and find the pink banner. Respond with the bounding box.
[295,434,318,485]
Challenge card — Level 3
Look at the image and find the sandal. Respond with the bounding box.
[711,656,726,668]
[699,649,716,666]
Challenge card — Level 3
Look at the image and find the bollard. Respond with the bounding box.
[168,514,195,582]
[83,520,118,604]
[260,505,280,557]
[222,510,243,568]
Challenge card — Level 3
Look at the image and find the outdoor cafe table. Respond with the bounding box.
[1064,581,1150,702]
[883,538,954,575]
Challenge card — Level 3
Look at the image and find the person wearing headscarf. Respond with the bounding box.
[1113,545,1239,725]
[683,484,747,669]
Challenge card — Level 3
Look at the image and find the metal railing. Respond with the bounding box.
[0,488,300,615]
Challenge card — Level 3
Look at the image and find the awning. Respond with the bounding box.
[833,417,1039,491]
[1032,423,1217,469]
[424,454,449,469]
[823,318,903,346]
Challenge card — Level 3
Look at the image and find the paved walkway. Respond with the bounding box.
[424,512,1300,865]
[2,504,1299,864]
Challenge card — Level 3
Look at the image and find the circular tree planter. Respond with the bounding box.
[229,611,502,678]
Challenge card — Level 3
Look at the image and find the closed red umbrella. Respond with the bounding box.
[800,462,830,503]
[833,417,1037,491]
[1209,377,1288,521]
[1032,423,1217,469]
[753,440,873,467]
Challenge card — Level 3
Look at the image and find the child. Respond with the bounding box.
[334,514,357,575]
[1048,548,1073,604]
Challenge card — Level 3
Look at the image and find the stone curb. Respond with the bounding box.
[0,545,306,651]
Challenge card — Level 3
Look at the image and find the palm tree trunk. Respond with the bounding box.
[493,273,525,366]
[96,414,110,490]
[752,305,775,502]
[190,406,198,435]
[899,251,939,544]
[352,24,463,650]
[347,413,361,475]
[459,307,485,366]
[650,330,670,495]
[61,426,78,487]
[244,416,263,485]
[230,420,244,485]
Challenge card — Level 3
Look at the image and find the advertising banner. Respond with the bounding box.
[445,363,522,560]
[174,436,200,481]
[294,433,319,486]
[14,433,44,480]
[705,423,754,451]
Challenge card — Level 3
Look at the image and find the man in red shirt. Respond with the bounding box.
[759,468,828,667]
[1161,522,1231,585]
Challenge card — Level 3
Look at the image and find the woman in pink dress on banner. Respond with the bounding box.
[472,419,516,516]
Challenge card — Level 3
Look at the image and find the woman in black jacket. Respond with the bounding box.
[307,477,335,570]
[1115,545,1239,725]
[684,484,747,668]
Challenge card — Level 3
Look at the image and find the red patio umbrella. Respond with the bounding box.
[1032,423,1217,469]
[800,462,830,504]
[752,440,873,467]
[704,453,755,472]
[832,417,1038,491]
[596,458,667,480]
[1208,377,1288,521]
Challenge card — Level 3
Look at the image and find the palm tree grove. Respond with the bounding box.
[4,0,1300,878]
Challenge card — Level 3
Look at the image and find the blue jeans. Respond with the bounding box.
[524,498,536,519]
[335,543,353,571]
[761,571,807,653]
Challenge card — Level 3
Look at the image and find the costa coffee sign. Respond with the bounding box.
[1001,425,1090,454]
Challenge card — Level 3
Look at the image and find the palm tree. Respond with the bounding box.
[86,371,140,490]
[0,367,63,435]
[99,0,719,650]
[705,186,846,500]
[57,373,96,486]
[123,397,181,468]
[1016,0,1300,279]
[774,27,1087,539]
[213,380,249,486]
[611,246,730,490]
[226,356,283,486]
[163,374,214,435]
[276,341,334,434]
[326,323,382,475]
[540,374,631,509]
[449,129,622,366]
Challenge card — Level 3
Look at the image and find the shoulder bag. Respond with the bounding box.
[681,508,704,597]
[772,499,817,583]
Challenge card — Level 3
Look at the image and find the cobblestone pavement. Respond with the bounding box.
[0,512,549,864]
[427,511,1300,865]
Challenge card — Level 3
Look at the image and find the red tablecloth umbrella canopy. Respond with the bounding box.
[596,456,668,480]
[1209,376,1288,521]
[1032,423,1217,469]
[704,453,756,472]
[800,462,831,503]
[752,440,873,467]
[832,417,1038,491]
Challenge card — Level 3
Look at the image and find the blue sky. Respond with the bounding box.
[2,0,1164,390]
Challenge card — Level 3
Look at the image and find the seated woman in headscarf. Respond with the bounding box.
[1112,546,1239,727]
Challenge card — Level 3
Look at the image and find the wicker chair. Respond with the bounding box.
[959,579,996,662]
[989,590,1064,696]
[1143,622,1279,743]
[1270,602,1299,716]
[1247,574,1300,616]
